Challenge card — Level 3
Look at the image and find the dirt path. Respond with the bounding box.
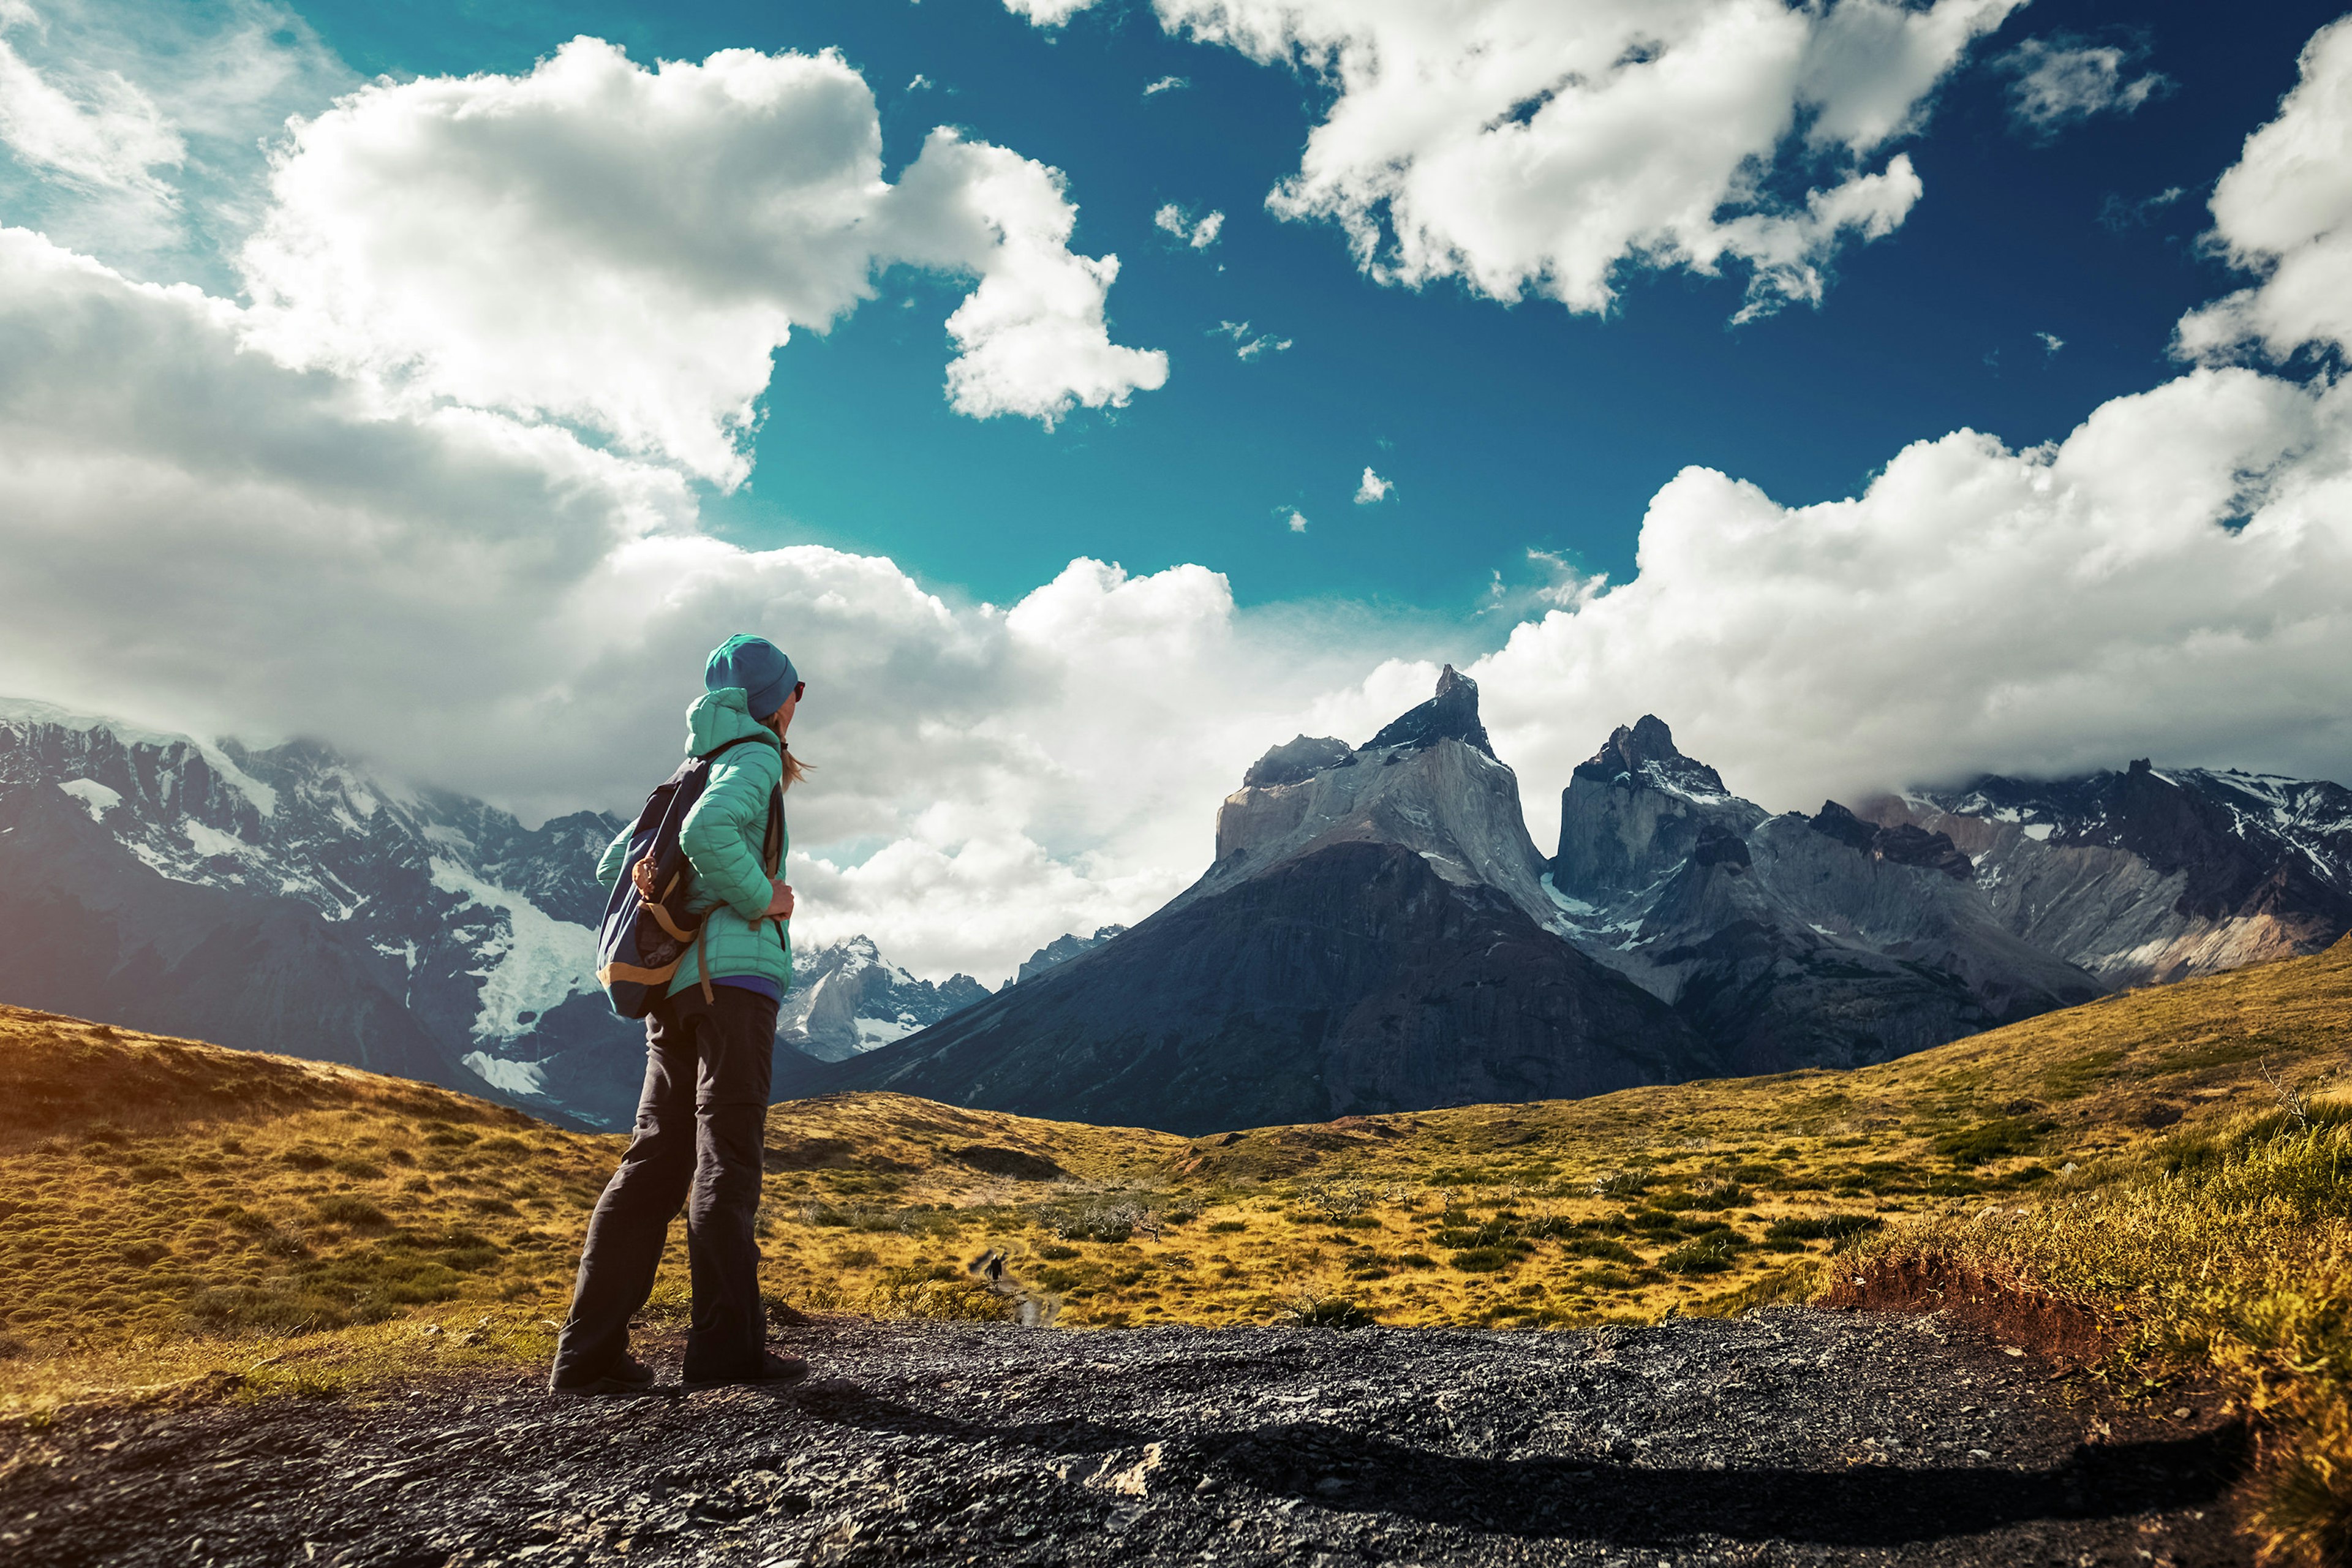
[0,1308,2245,1567]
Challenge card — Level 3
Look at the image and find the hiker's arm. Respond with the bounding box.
[595,824,633,891]
[679,752,780,919]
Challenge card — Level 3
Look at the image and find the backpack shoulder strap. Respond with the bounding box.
[699,733,771,764]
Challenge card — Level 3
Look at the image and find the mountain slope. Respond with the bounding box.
[1545,717,2352,1072]
[0,699,636,1125]
[790,670,1715,1133]
[1873,760,2352,985]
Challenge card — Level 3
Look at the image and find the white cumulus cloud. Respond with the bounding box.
[0,229,1373,984]
[1011,0,2021,319]
[2175,17,2352,365]
[13,7,2352,995]
[1467,364,2352,845]
[1997,37,2169,135]
[1001,0,1098,26]
[1354,467,1391,503]
[239,37,1166,488]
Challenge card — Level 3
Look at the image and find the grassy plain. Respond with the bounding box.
[1,941,2347,1552]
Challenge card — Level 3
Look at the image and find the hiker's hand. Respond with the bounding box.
[763,879,794,920]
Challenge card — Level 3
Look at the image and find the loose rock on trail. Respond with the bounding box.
[0,1308,2245,1567]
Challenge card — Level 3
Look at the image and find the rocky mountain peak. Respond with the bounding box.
[1572,714,1727,797]
[1243,735,1354,790]
[1810,800,1972,880]
[1360,665,1494,759]
[1016,925,1128,983]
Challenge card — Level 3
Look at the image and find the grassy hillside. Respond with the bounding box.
[2,940,2347,1545]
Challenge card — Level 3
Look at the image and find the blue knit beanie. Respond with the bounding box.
[704,634,800,720]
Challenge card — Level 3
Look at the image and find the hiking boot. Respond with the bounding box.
[685,1351,809,1390]
[548,1354,660,1398]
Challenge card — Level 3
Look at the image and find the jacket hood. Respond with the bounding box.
[684,686,782,758]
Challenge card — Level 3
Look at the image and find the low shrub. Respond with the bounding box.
[1566,1238,1645,1266]
[1931,1117,2046,1166]
[314,1196,391,1229]
[1657,1238,1738,1275]
[1450,1247,1518,1273]
[1764,1214,1883,1244]
[1288,1297,1376,1329]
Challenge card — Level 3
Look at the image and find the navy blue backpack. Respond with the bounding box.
[595,736,783,1018]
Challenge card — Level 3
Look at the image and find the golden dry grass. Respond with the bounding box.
[1,937,2345,1488]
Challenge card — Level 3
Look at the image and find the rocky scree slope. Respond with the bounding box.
[782,669,1714,1134]
[0,1314,2248,1567]
[0,701,632,1127]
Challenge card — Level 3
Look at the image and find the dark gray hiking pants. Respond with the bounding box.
[552,985,777,1386]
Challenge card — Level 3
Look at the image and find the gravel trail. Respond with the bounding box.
[0,1308,2246,1567]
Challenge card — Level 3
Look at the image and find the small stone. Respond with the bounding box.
[2173,1407,2193,1419]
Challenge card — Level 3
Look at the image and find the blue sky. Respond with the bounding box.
[290,0,2342,615]
[4,0,2351,979]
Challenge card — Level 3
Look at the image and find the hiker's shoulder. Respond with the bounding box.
[709,736,783,785]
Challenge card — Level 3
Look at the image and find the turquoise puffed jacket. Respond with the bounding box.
[597,687,792,998]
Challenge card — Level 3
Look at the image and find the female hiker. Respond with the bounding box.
[550,633,807,1395]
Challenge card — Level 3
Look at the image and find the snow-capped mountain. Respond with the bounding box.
[0,699,638,1126]
[1545,720,2352,1071]
[1872,761,2352,984]
[1547,719,2103,1071]
[778,935,990,1063]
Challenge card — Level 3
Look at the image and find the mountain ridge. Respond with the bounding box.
[785,690,2352,1125]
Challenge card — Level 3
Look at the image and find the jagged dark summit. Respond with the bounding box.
[1359,663,1495,758]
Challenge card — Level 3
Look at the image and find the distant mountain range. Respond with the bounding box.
[0,699,638,1126]
[0,699,1091,1126]
[783,671,2352,1132]
[8,690,2350,1135]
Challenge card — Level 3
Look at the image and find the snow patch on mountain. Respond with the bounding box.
[779,933,990,1063]
[2,698,638,1125]
[461,1051,551,1097]
[1,699,280,816]
[57,779,119,821]
[429,859,599,1042]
